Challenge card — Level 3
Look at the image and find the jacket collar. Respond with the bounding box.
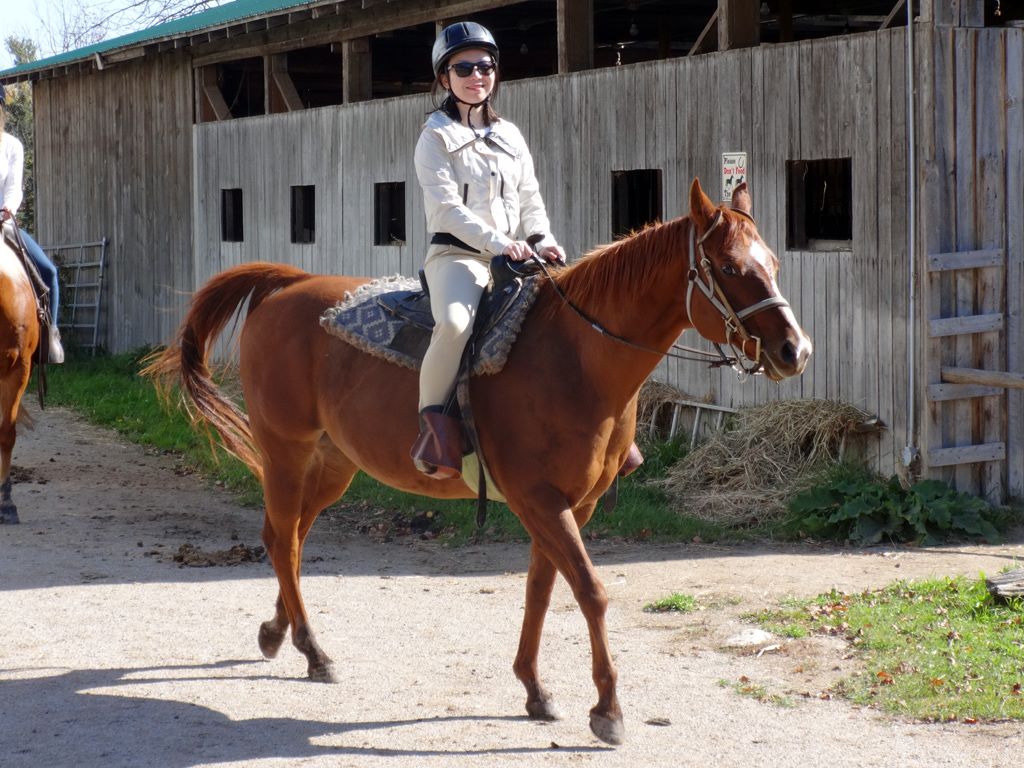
[426,110,520,158]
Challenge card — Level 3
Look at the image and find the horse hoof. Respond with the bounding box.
[0,505,19,525]
[589,711,625,746]
[526,695,561,721]
[308,662,337,683]
[258,623,286,659]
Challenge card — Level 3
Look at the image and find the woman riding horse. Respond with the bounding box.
[0,105,63,363]
[410,22,642,480]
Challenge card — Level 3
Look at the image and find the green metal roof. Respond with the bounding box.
[0,0,325,80]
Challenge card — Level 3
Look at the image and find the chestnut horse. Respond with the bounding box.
[0,236,40,525]
[147,180,810,745]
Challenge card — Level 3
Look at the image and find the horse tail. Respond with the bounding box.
[143,263,311,482]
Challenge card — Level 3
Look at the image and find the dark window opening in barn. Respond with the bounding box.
[290,186,316,244]
[786,158,853,251]
[270,46,344,112]
[611,169,663,240]
[374,182,406,246]
[221,188,244,242]
[216,58,265,119]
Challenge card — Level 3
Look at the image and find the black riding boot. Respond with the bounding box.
[410,406,463,480]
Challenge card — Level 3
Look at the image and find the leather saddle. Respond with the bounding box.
[376,254,550,365]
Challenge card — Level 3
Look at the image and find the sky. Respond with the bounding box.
[1,1,48,70]
[0,0,159,72]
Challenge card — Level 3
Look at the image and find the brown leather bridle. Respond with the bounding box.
[685,208,791,376]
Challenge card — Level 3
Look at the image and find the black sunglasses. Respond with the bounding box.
[447,60,496,78]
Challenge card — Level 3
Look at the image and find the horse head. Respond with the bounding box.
[686,178,812,381]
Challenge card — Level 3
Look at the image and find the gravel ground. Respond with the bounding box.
[0,408,1021,768]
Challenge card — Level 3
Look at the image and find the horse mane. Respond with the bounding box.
[548,216,690,311]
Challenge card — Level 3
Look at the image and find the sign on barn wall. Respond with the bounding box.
[721,152,747,202]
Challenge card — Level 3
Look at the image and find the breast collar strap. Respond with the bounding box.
[685,210,792,378]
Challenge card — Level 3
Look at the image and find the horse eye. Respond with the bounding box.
[721,263,738,277]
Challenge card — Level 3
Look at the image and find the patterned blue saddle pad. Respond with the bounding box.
[319,274,541,376]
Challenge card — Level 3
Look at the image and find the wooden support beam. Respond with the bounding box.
[557,0,593,73]
[197,65,231,121]
[192,0,523,68]
[928,313,1004,338]
[929,442,1006,467]
[927,248,1004,271]
[882,0,906,29]
[718,0,759,52]
[268,54,304,113]
[688,10,718,56]
[942,367,1024,391]
[342,37,372,104]
[927,383,1004,402]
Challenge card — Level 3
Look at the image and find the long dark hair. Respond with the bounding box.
[428,69,501,126]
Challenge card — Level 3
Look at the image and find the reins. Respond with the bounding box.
[531,208,791,378]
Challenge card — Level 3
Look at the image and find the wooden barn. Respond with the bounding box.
[1,0,1022,502]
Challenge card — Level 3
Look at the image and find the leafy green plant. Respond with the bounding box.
[784,467,1002,545]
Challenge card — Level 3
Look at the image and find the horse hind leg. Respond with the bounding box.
[259,436,357,682]
[0,477,17,525]
[0,375,25,525]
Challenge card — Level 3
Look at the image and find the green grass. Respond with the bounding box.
[644,592,698,613]
[40,350,730,543]
[755,577,1024,721]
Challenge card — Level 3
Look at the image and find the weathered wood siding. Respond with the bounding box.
[191,28,915,480]
[33,52,194,351]
[920,26,1024,500]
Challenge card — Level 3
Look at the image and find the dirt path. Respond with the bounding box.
[0,408,1021,767]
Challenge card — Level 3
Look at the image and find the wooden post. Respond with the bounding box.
[557,0,593,73]
[342,37,372,103]
[718,0,760,51]
[778,0,793,42]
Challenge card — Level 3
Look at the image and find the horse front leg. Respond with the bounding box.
[513,543,560,721]
[515,496,624,745]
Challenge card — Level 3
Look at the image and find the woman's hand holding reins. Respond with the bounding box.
[502,240,566,264]
[502,241,534,262]
[538,245,566,264]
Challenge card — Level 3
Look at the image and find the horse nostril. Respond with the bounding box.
[779,341,797,366]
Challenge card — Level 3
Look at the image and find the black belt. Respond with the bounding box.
[430,233,480,253]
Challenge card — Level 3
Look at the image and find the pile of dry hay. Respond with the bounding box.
[662,399,875,527]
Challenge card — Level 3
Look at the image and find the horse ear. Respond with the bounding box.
[689,178,718,230]
[731,183,752,216]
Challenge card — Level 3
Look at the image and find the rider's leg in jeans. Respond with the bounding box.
[19,232,63,363]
